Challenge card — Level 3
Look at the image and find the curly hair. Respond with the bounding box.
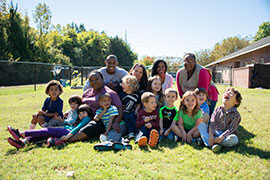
[151,59,168,77]
[45,80,63,95]
[122,75,139,93]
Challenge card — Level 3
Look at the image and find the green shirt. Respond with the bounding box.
[176,110,203,130]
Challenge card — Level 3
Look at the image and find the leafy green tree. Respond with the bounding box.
[211,36,250,61]
[194,48,213,66]
[108,36,137,66]
[33,3,52,35]
[254,22,270,41]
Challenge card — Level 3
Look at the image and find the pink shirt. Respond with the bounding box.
[82,86,122,113]
[176,66,218,101]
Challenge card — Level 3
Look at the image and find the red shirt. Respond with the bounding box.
[136,109,159,129]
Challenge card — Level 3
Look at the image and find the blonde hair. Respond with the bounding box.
[122,75,139,93]
[141,92,156,104]
[179,91,200,116]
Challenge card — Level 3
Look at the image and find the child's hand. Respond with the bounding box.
[37,111,44,116]
[186,133,192,143]
[54,115,63,121]
[160,129,164,136]
[164,129,170,136]
[144,117,151,122]
[182,133,187,142]
[214,136,224,144]
[60,135,69,142]
[145,122,152,129]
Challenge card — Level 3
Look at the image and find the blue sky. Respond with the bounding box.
[13,0,270,59]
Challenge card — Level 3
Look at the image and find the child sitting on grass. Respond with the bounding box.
[198,88,242,152]
[136,92,159,147]
[7,104,92,148]
[171,91,203,143]
[147,76,165,109]
[94,93,132,151]
[119,75,141,139]
[194,88,210,124]
[47,95,82,127]
[159,88,178,141]
[29,80,64,129]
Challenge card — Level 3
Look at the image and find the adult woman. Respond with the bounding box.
[176,53,218,115]
[151,59,173,92]
[67,70,123,142]
[129,63,148,92]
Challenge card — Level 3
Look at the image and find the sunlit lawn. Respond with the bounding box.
[0,84,269,179]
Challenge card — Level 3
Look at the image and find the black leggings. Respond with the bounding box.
[80,120,106,139]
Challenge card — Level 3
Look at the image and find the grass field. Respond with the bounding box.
[0,84,270,179]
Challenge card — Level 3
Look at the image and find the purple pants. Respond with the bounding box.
[24,128,70,143]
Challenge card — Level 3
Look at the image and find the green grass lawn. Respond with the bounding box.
[0,84,270,179]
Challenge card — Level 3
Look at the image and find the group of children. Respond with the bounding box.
[7,74,242,153]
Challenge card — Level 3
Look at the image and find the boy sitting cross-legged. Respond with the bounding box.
[198,88,242,152]
[135,92,159,147]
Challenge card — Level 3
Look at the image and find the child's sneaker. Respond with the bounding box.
[128,132,135,140]
[148,129,159,147]
[7,126,22,141]
[7,137,25,149]
[94,141,113,151]
[113,142,132,150]
[47,137,64,147]
[212,144,222,153]
[138,136,147,147]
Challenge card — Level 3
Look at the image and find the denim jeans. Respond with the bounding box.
[159,128,175,141]
[123,112,137,134]
[198,123,238,147]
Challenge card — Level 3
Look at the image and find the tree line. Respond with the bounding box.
[0,1,137,66]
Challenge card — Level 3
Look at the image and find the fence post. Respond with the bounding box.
[34,64,37,91]
[81,66,83,85]
[69,66,72,87]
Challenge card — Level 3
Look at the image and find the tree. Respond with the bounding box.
[33,3,52,35]
[254,22,270,41]
[194,48,213,66]
[211,36,250,61]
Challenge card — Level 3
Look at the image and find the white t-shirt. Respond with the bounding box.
[83,67,128,91]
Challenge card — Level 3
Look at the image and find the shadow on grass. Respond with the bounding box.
[158,139,178,149]
[216,125,270,159]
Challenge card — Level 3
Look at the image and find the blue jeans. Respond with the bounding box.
[159,128,175,141]
[198,123,238,147]
[123,112,137,134]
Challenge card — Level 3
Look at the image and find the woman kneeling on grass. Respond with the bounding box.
[7,104,92,148]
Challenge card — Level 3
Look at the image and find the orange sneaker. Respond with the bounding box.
[148,129,159,147]
[138,136,147,147]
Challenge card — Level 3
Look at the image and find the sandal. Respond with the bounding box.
[148,129,159,147]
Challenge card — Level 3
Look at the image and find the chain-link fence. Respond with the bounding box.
[0,60,132,89]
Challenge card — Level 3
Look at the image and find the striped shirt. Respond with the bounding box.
[209,106,241,138]
[95,105,119,129]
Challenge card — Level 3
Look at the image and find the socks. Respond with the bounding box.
[29,123,36,130]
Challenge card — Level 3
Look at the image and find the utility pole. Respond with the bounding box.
[125,29,127,43]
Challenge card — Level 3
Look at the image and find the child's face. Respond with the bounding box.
[132,66,143,81]
[197,92,207,105]
[99,96,112,109]
[223,89,237,107]
[78,111,88,120]
[48,85,60,99]
[69,102,79,111]
[121,81,133,94]
[183,95,197,110]
[165,92,177,105]
[151,79,161,93]
[144,97,157,111]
